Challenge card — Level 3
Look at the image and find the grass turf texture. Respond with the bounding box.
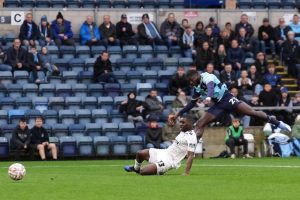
[0,158,300,200]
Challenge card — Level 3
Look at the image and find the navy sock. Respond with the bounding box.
[267,116,280,126]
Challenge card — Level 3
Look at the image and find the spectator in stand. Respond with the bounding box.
[282,31,298,75]
[99,15,119,47]
[137,13,163,45]
[225,22,235,40]
[27,46,46,83]
[292,45,300,89]
[38,15,54,46]
[206,17,220,38]
[172,91,190,109]
[195,41,214,71]
[254,52,268,74]
[5,38,29,72]
[39,46,60,77]
[194,21,205,47]
[264,63,282,89]
[169,66,190,95]
[236,27,254,57]
[144,89,164,121]
[181,25,195,58]
[235,14,254,39]
[289,14,300,40]
[119,92,144,123]
[30,117,57,160]
[214,44,227,72]
[93,51,118,83]
[145,118,162,149]
[225,118,252,159]
[206,63,220,78]
[248,94,262,126]
[258,18,275,57]
[80,16,101,46]
[292,115,300,142]
[227,39,245,71]
[237,70,253,101]
[218,29,231,49]
[0,45,12,71]
[116,14,136,46]
[11,118,31,161]
[188,62,198,71]
[180,18,189,37]
[276,87,293,125]
[19,13,40,47]
[160,13,181,48]
[161,118,180,149]
[248,65,264,95]
[293,93,300,118]
[259,83,278,115]
[220,64,237,89]
[274,18,291,52]
[202,26,218,51]
[51,12,75,47]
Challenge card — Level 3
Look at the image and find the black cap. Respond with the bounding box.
[56,12,64,20]
[121,14,127,19]
[142,13,149,19]
[209,17,215,22]
[263,18,269,23]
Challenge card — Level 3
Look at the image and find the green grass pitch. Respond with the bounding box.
[0,158,300,200]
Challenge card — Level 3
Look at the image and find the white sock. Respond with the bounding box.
[134,160,142,170]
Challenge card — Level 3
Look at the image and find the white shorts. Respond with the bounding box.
[149,148,174,175]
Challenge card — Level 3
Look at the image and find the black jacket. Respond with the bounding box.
[11,126,31,147]
[274,25,291,41]
[5,46,29,71]
[19,20,40,41]
[99,22,117,39]
[93,56,112,82]
[137,22,160,45]
[259,90,278,107]
[195,47,214,70]
[30,126,49,145]
[258,25,275,42]
[282,39,298,62]
[169,74,190,95]
[235,22,254,38]
[248,72,264,86]
[146,127,162,148]
[220,70,237,88]
[119,99,143,117]
[116,21,135,41]
[254,59,268,75]
[293,46,300,64]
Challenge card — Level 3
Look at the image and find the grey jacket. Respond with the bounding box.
[160,19,181,39]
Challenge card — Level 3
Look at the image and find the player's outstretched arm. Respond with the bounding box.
[183,151,194,176]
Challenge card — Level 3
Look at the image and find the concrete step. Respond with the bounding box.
[282,78,296,85]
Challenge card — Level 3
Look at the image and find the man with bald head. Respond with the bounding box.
[80,16,102,46]
[99,15,120,47]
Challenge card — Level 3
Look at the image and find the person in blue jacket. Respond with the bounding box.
[80,16,102,46]
[51,12,74,47]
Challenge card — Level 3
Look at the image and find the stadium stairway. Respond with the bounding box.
[276,65,299,96]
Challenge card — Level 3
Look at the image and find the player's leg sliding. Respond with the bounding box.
[124,149,150,174]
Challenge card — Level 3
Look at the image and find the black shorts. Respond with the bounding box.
[206,92,241,118]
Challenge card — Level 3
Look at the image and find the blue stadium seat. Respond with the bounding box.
[126,71,143,84]
[136,96,145,102]
[159,70,174,84]
[79,71,93,84]
[39,83,56,97]
[172,0,184,8]
[143,70,158,84]
[252,0,267,8]
[25,109,42,124]
[155,83,169,96]
[43,110,58,126]
[157,0,170,8]
[0,137,9,158]
[121,83,136,95]
[102,123,119,137]
[62,71,78,84]
[48,75,63,85]
[75,45,91,59]
[136,83,152,96]
[59,110,76,125]
[92,109,108,124]
[142,0,157,8]
[8,109,25,124]
[82,96,98,110]
[65,97,81,110]
[112,0,126,7]
[138,45,153,59]
[60,136,77,157]
[67,0,82,8]
[116,58,133,72]
[94,136,110,156]
[123,45,138,59]
[0,84,5,98]
[7,84,22,99]
[113,71,126,84]
[268,0,281,8]
[98,0,111,7]
[0,97,15,110]
[32,97,48,112]
[163,96,176,109]
[82,0,98,7]
[52,124,69,137]
[5,32,17,42]
[77,136,94,156]
[69,124,85,137]
[85,58,97,71]
[16,97,32,110]
[127,135,144,155]
[237,0,252,8]
[0,110,8,126]
[282,0,295,8]
[13,71,29,85]
[104,83,121,97]
[47,45,60,59]
[51,0,66,7]
[88,83,103,97]
[128,0,141,7]
[109,109,125,123]
[0,71,13,86]
[119,122,135,137]
[179,57,193,67]
[91,46,106,58]
[162,109,172,122]
[4,0,20,7]
[170,46,182,58]
[85,123,102,137]
[56,83,72,97]
[1,124,16,140]
[49,136,59,151]
[49,97,65,111]
[133,58,147,72]
[68,58,85,72]
[76,109,92,124]
[147,57,164,71]
[60,46,76,59]
[110,136,127,156]
[114,96,127,108]
[107,46,122,59]
[23,83,38,98]
[72,83,88,97]
[98,96,114,111]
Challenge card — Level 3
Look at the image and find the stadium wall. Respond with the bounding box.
[0,8,297,36]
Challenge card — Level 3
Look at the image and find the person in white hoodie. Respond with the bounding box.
[181,25,195,58]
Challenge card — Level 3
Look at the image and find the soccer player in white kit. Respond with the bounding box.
[124,115,197,176]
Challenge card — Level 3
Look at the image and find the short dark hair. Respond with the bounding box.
[102,51,109,55]
[19,118,26,123]
[35,116,44,121]
[186,70,199,79]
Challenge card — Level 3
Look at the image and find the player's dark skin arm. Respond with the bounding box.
[183,151,194,176]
